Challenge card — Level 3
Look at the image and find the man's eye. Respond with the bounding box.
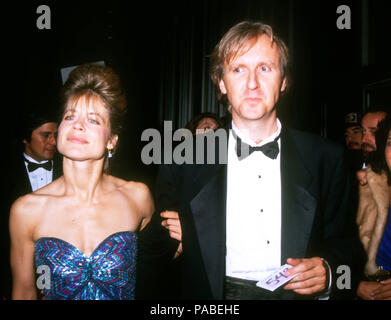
[233,67,243,73]
[261,65,270,72]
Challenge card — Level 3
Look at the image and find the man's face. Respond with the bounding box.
[361,112,387,155]
[24,122,58,162]
[219,35,286,126]
[344,125,363,150]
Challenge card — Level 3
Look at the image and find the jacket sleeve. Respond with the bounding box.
[135,163,181,299]
[314,146,366,299]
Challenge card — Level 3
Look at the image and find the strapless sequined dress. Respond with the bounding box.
[34,231,137,300]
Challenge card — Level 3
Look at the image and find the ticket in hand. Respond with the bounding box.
[256,264,300,292]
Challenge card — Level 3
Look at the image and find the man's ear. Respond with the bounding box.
[107,134,118,151]
[280,77,287,93]
[219,79,227,95]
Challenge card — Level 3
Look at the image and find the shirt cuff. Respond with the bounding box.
[317,258,332,300]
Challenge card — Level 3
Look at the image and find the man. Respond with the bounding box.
[361,107,388,160]
[343,112,364,222]
[355,111,390,300]
[357,108,387,185]
[0,108,62,299]
[344,112,363,150]
[13,111,62,197]
[156,21,364,299]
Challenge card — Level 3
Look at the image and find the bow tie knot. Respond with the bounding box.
[235,134,280,160]
[25,158,53,172]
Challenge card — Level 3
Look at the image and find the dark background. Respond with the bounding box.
[6,0,391,189]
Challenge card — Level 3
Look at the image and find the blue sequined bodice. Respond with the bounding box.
[34,231,137,300]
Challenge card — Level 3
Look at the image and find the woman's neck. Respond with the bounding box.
[62,157,106,204]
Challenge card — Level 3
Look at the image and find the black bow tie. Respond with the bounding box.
[235,134,280,160]
[24,158,52,172]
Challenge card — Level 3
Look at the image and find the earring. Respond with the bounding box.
[108,149,113,158]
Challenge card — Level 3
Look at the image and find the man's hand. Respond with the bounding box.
[283,257,327,295]
[370,278,391,300]
[161,211,183,258]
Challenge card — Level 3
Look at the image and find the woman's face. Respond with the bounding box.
[195,117,219,134]
[386,129,391,172]
[57,94,117,161]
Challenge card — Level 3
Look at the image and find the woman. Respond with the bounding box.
[10,64,175,300]
[185,112,223,135]
[356,114,391,299]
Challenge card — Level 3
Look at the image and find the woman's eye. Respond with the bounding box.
[88,118,99,125]
[64,115,73,120]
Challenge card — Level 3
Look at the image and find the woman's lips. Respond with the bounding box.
[67,136,88,144]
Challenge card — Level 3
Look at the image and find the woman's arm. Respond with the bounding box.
[9,197,37,300]
[131,182,154,231]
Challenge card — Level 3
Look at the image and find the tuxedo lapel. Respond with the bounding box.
[19,155,33,195]
[189,164,227,299]
[280,129,317,264]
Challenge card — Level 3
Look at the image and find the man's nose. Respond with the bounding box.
[362,132,370,144]
[48,134,57,146]
[247,71,259,90]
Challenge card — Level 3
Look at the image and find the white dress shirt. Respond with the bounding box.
[226,119,282,281]
[23,153,53,192]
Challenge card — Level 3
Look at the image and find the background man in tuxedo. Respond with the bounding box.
[156,21,364,299]
[16,112,61,196]
[0,106,62,299]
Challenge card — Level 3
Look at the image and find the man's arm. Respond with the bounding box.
[285,144,365,297]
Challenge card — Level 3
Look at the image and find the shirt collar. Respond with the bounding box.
[23,152,50,164]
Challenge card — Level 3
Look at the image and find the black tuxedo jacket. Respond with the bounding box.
[10,152,63,200]
[0,151,62,299]
[155,127,365,299]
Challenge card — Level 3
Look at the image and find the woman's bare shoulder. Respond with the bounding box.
[9,193,47,234]
[122,180,151,199]
[10,179,64,223]
[106,175,151,196]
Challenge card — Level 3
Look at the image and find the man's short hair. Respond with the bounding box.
[18,95,58,143]
[362,106,389,118]
[210,21,290,108]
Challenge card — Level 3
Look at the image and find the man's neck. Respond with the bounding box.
[23,152,49,164]
[232,116,278,144]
